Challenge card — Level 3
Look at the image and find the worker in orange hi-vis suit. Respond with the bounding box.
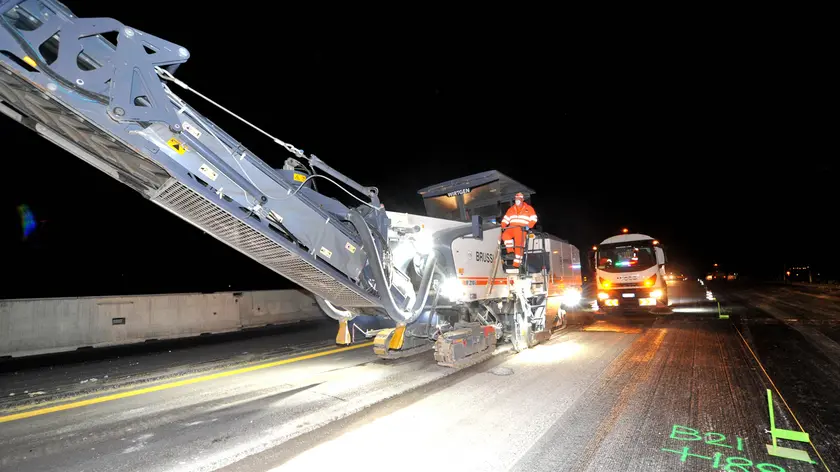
[501,192,538,269]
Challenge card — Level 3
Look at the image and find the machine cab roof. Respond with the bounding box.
[417,170,535,223]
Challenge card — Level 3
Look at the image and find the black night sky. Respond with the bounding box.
[1,4,834,299]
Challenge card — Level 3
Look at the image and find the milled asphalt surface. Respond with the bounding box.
[0,281,836,472]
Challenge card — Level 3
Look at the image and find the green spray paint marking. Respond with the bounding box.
[660,447,786,471]
[664,424,787,471]
[670,424,743,449]
[765,389,816,464]
[661,446,713,463]
[713,452,723,467]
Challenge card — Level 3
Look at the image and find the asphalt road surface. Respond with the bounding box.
[0,280,836,472]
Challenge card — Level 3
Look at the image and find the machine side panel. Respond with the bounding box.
[451,228,511,301]
[385,212,468,233]
[540,237,584,296]
[570,244,582,288]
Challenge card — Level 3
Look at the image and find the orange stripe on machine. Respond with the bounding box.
[458,276,508,286]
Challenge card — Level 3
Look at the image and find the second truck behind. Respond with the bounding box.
[594,232,668,312]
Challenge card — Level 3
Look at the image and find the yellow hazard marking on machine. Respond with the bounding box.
[22,56,37,68]
[293,173,307,182]
[388,325,406,350]
[167,137,186,154]
[0,342,373,424]
[336,320,352,345]
[373,328,394,356]
[345,242,356,254]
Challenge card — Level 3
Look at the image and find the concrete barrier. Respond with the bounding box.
[0,290,327,358]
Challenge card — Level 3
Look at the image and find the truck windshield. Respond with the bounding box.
[597,243,656,273]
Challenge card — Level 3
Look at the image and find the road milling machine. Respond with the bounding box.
[0,0,582,368]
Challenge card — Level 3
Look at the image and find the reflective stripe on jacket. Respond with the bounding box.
[501,203,537,228]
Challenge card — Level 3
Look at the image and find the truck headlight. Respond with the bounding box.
[439,277,465,302]
[561,288,582,306]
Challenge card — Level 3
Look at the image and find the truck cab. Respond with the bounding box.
[594,233,668,311]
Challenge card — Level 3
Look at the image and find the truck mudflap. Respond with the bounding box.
[433,324,497,368]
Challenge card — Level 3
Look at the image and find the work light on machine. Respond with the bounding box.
[561,288,582,306]
[412,232,434,254]
[439,277,465,302]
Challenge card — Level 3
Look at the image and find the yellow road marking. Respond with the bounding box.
[0,342,374,424]
[734,325,831,471]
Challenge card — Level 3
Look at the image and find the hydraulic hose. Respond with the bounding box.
[409,250,437,323]
[347,210,437,324]
[314,296,356,321]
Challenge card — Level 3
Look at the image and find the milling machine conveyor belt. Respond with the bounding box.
[0,0,381,309]
[152,181,378,308]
